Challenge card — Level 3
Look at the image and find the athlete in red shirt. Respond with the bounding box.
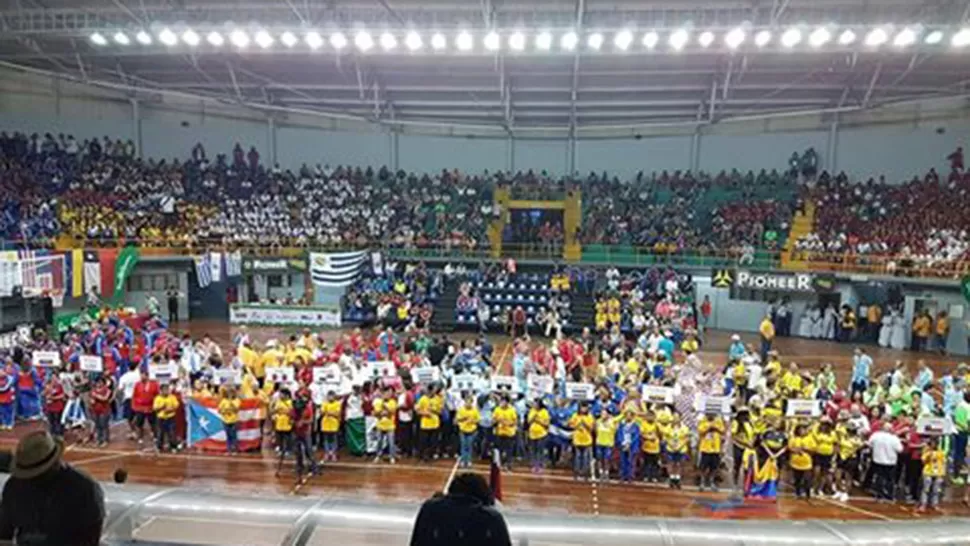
[131,371,160,443]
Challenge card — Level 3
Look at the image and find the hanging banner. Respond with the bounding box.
[229,304,341,327]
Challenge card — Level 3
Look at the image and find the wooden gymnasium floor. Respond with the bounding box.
[2,322,970,524]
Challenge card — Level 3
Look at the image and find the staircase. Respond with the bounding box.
[569,290,597,332]
[432,281,461,333]
[781,201,815,270]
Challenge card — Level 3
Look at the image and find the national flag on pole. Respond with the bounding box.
[70,249,84,297]
[489,447,503,502]
[112,246,139,304]
[309,250,367,287]
[82,249,118,298]
[225,250,242,278]
[209,251,223,283]
[186,397,262,452]
[194,254,212,288]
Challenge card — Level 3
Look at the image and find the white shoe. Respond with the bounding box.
[841,492,850,502]
[372,456,381,463]
[389,457,396,464]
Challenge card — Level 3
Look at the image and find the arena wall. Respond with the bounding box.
[1,66,969,181]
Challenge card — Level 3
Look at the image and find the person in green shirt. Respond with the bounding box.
[953,394,970,482]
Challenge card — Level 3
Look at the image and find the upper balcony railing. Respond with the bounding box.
[3,237,967,281]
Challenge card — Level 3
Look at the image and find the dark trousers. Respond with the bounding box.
[46,410,63,437]
[225,423,239,453]
[276,430,293,454]
[905,458,923,501]
[873,463,896,500]
[759,338,772,362]
[496,435,515,468]
[398,421,415,457]
[294,433,317,474]
[157,418,177,451]
[793,469,812,497]
[94,413,111,444]
[954,431,968,476]
[168,304,178,324]
[419,428,440,461]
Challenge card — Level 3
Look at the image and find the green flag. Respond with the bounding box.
[963,275,970,303]
[112,246,140,305]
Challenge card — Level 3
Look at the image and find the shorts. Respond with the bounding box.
[595,446,613,460]
[133,411,156,429]
[123,399,133,419]
[667,451,687,463]
[837,455,858,472]
[813,454,833,470]
[700,453,720,472]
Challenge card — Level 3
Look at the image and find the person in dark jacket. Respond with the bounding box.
[0,431,104,546]
[409,473,511,546]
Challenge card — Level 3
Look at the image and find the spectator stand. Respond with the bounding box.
[341,261,440,330]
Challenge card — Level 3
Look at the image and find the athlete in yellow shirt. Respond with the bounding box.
[594,411,617,480]
[812,419,838,496]
[920,438,947,511]
[697,413,725,491]
[527,400,551,472]
[788,424,816,498]
[416,385,444,461]
[456,395,481,468]
[271,391,295,456]
[218,387,242,454]
[320,392,342,462]
[664,414,691,489]
[568,402,595,480]
[492,396,518,470]
[834,422,863,501]
[639,411,662,482]
[372,387,398,463]
[153,384,180,453]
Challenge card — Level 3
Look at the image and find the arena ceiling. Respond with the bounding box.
[1,0,970,131]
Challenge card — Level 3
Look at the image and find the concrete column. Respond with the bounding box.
[826,118,839,173]
[507,135,515,172]
[567,133,577,176]
[130,98,142,158]
[267,116,277,166]
[389,129,399,171]
[690,129,701,172]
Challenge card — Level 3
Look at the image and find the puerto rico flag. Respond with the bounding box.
[187,397,262,452]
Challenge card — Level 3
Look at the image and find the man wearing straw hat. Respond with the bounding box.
[0,430,104,546]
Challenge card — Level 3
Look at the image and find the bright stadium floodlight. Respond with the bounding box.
[229,29,250,48]
[865,28,888,47]
[330,32,347,50]
[893,27,917,47]
[181,29,200,47]
[613,30,633,50]
[952,28,970,47]
[255,29,274,48]
[484,31,500,51]
[355,31,374,51]
[669,28,689,50]
[136,30,152,45]
[113,31,130,45]
[536,31,552,50]
[754,29,771,47]
[587,32,604,50]
[431,33,446,50]
[838,29,857,45]
[725,27,745,49]
[380,32,397,50]
[90,32,108,46]
[642,31,659,49]
[207,31,224,46]
[808,26,831,47]
[305,31,323,49]
[509,32,526,51]
[781,27,802,47]
[158,27,178,46]
[698,31,714,48]
[924,29,943,44]
[405,31,423,50]
[281,31,298,48]
[561,31,578,50]
[456,31,473,51]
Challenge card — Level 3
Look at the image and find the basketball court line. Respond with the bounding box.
[442,458,461,493]
[816,497,894,521]
[68,451,132,467]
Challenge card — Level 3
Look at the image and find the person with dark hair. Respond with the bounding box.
[0,431,104,546]
[409,472,511,546]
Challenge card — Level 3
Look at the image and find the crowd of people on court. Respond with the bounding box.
[0,280,965,512]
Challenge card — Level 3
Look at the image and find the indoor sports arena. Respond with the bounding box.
[2,0,970,544]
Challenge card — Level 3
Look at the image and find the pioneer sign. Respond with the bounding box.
[713,269,835,293]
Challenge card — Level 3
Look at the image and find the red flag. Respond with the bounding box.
[489,448,503,502]
[99,249,119,298]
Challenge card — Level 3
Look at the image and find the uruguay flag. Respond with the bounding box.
[187,397,262,452]
[310,251,367,287]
